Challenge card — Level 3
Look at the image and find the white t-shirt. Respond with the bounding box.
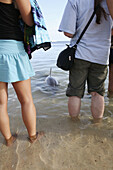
[59,0,113,65]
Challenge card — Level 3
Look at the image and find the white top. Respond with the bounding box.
[59,0,113,65]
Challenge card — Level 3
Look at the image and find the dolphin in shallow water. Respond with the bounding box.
[45,68,59,87]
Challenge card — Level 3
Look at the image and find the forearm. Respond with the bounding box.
[64,32,74,38]
[106,0,113,19]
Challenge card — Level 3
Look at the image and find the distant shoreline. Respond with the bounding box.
[51,41,69,44]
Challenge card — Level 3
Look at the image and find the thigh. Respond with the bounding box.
[66,58,90,98]
[0,82,8,104]
[88,63,108,96]
[12,79,33,103]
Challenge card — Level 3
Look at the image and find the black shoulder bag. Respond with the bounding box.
[56,6,99,71]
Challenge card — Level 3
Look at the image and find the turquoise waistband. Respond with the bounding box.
[0,40,25,54]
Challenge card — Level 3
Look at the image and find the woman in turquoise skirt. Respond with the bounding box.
[0,0,43,146]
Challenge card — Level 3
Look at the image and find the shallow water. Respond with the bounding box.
[0,42,113,170]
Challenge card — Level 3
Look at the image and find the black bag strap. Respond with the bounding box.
[73,5,99,48]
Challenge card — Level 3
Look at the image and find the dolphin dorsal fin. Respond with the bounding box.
[50,67,52,77]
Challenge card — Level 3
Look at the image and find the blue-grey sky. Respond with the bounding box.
[38,0,69,41]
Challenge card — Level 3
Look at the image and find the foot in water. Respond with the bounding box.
[28,131,44,143]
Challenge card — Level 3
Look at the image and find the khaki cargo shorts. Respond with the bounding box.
[66,58,108,98]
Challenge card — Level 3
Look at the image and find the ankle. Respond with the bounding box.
[29,133,37,140]
[70,115,79,121]
[28,132,38,143]
[93,117,103,123]
[5,134,17,147]
[5,134,12,141]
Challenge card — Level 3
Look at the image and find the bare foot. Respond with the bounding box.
[91,118,103,128]
[93,118,103,124]
[6,134,17,147]
[70,116,80,122]
[28,131,44,144]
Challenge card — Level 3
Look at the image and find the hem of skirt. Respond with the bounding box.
[0,74,35,83]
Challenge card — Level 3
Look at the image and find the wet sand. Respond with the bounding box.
[0,111,113,170]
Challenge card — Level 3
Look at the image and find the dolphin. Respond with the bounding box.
[45,68,59,87]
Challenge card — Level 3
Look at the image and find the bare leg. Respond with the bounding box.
[108,64,113,97]
[0,82,12,140]
[91,92,104,121]
[12,79,37,137]
[68,96,81,120]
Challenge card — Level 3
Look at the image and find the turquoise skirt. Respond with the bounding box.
[0,40,35,83]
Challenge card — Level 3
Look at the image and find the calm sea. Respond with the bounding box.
[8,41,113,128]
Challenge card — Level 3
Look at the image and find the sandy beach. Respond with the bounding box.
[0,109,113,170]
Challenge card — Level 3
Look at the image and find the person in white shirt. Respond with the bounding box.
[59,0,113,121]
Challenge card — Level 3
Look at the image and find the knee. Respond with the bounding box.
[91,92,103,98]
[18,96,33,106]
[91,92,98,97]
[0,96,7,106]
